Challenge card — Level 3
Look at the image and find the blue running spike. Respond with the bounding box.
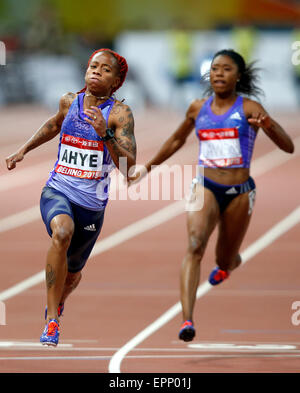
[40,319,60,347]
[209,267,229,286]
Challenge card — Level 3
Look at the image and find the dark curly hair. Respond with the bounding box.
[78,48,128,96]
[202,49,263,99]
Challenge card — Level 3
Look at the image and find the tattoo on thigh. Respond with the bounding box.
[46,264,56,290]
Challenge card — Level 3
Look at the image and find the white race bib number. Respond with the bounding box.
[55,133,104,180]
[198,128,243,167]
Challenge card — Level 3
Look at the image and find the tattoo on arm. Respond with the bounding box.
[27,119,59,151]
[41,119,57,138]
[116,107,136,157]
[111,103,122,116]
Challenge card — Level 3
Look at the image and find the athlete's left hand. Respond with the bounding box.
[248,112,272,129]
[127,165,148,186]
[84,106,106,138]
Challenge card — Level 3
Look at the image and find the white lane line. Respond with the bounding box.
[0,205,41,234]
[0,160,54,192]
[241,206,300,263]
[0,341,72,348]
[108,205,300,373]
[0,271,44,302]
[250,135,300,177]
[0,342,297,352]
[0,355,112,361]
[90,200,184,256]
[187,343,297,351]
[1,354,300,361]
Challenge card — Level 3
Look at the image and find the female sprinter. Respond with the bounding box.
[131,49,294,342]
[6,48,136,346]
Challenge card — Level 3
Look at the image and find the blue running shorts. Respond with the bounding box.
[40,186,105,273]
[195,175,256,214]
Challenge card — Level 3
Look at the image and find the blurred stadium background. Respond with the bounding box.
[0,0,300,113]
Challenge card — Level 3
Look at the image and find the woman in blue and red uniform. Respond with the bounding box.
[6,48,136,346]
[131,49,294,342]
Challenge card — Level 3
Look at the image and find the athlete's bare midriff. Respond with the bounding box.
[203,167,250,185]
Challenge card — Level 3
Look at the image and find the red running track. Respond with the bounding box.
[0,104,300,374]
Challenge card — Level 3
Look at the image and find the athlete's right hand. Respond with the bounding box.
[6,151,24,170]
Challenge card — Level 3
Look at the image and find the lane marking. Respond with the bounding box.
[108,205,300,372]
[90,200,183,256]
[1,354,300,361]
[221,329,300,333]
[250,135,300,177]
[0,270,44,302]
[187,343,296,351]
[0,341,72,348]
[240,206,300,263]
[0,342,297,353]
[0,341,298,351]
[0,160,54,192]
[0,206,41,234]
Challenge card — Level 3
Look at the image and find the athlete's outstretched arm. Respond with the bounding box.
[246,100,294,153]
[127,100,203,185]
[144,99,204,172]
[5,93,73,170]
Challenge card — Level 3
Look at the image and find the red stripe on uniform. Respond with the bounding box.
[55,165,102,179]
[198,128,239,140]
[61,133,104,151]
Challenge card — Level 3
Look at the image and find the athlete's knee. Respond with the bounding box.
[52,225,74,250]
[188,233,207,261]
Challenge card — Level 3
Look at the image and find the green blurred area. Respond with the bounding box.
[0,0,299,108]
[0,0,299,52]
[0,0,240,38]
[50,0,240,34]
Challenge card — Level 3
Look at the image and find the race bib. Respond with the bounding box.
[55,133,104,180]
[198,128,243,167]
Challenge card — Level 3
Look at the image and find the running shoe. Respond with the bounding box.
[208,267,230,286]
[179,320,195,342]
[40,319,60,347]
[44,303,64,320]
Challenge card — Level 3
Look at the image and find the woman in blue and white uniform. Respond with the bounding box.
[131,49,294,342]
[6,48,136,346]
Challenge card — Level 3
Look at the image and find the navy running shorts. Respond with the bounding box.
[195,175,256,214]
[40,186,105,273]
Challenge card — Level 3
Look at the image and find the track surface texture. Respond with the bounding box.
[0,104,299,374]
